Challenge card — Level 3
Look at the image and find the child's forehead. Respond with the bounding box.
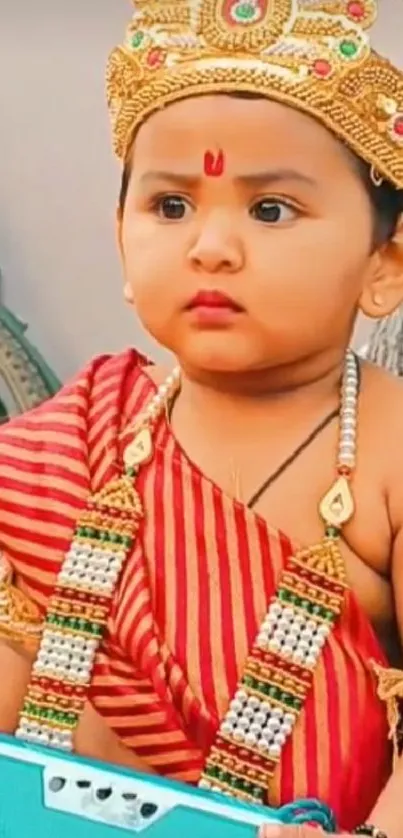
[132,95,350,175]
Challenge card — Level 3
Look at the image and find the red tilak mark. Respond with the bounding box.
[204,149,225,177]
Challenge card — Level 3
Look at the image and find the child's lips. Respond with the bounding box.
[185,290,244,312]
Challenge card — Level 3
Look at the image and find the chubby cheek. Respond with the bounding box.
[133,277,178,339]
[120,215,369,366]
[121,221,184,332]
[251,227,366,322]
[129,267,180,347]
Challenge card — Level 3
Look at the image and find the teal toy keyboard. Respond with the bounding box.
[0,735,336,836]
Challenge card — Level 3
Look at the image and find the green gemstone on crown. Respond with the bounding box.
[232,1,261,22]
[131,31,145,49]
[235,3,254,18]
[340,40,358,58]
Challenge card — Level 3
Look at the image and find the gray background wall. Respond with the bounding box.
[0,2,401,380]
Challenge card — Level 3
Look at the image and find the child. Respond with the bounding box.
[1,1,403,835]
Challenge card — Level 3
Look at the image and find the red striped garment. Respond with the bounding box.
[0,349,391,829]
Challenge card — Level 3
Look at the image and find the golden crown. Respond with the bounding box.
[106,0,403,189]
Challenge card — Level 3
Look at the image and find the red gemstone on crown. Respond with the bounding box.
[313,59,332,78]
[347,1,365,20]
[147,48,165,69]
[393,116,403,136]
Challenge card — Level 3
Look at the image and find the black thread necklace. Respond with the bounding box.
[166,358,360,509]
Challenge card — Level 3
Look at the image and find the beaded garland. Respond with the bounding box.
[16,478,143,749]
[197,351,358,804]
[16,371,181,749]
[198,541,347,804]
[15,354,358,809]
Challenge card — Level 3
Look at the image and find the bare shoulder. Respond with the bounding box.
[360,360,403,528]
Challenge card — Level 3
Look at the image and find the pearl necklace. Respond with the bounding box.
[136,350,357,476]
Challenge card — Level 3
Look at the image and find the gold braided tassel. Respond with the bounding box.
[373,661,403,767]
[0,557,43,654]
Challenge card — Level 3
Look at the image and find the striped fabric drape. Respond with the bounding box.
[0,349,392,829]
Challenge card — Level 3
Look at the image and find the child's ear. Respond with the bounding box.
[116,208,135,305]
[123,283,135,304]
[359,217,403,319]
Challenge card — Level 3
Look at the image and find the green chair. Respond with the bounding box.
[0,305,61,423]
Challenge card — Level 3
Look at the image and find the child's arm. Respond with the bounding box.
[0,639,153,773]
[363,497,403,838]
[368,755,403,838]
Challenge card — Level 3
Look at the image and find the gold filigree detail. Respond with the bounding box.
[0,557,43,653]
[90,475,143,513]
[291,537,347,581]
[201,0,293,52]
[106,0,403,188]
[373,661,403,766]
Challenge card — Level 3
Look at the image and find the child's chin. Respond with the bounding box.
[179,336,260,375]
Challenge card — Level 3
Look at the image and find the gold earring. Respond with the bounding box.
[370,165,384,188]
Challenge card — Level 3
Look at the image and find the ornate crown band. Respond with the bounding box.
[106,0,403,189]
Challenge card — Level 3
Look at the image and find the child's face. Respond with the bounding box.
[118,95,385,375]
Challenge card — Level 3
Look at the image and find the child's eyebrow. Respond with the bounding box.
[138,168,318,189]
[233,169,318,188]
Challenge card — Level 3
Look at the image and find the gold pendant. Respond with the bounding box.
[319,476,354,527]
[124,427,153,468]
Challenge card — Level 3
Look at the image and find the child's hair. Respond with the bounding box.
[354,159,403,245]
[117,93,403,248]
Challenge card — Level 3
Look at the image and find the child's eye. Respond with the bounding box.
[152,195,191,220]
[250,199,298,224]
